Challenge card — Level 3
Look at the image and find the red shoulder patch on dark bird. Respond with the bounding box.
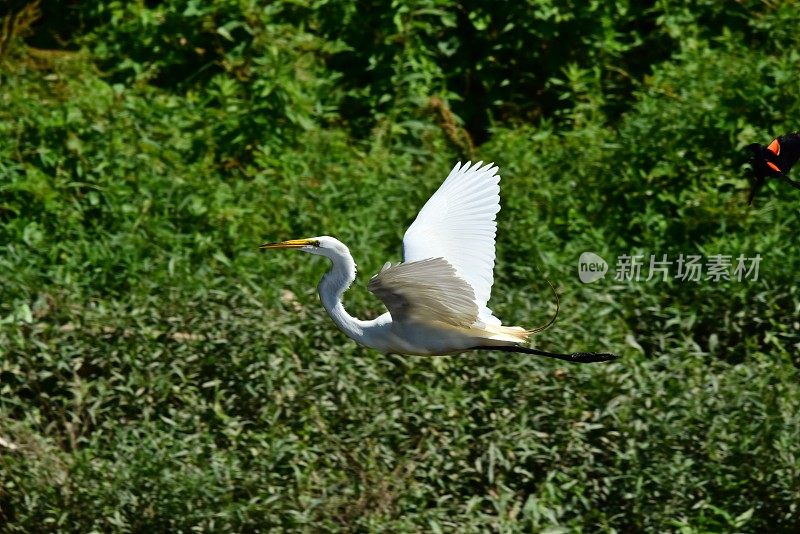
[745,131,800,205]
[767,138,781,155]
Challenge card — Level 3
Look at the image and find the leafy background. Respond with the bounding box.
[1,0,799,531]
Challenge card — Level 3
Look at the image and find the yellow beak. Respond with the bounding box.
[259,238,318,250]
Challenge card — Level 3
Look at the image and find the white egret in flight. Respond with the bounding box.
[262,161,615,363]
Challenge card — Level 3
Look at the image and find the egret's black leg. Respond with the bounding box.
[474,345,617,363]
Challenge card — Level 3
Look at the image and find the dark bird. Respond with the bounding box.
[746,132,800,205]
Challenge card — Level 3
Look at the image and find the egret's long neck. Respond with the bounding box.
[317,248,374,342]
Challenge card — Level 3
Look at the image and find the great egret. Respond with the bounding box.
[262,161,615,363]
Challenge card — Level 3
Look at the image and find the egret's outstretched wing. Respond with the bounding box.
[368,257,478,327]
[402,161,500,322]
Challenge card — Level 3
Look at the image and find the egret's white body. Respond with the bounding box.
[263,161,614,363]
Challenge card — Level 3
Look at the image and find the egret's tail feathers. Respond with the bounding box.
[482,324,531,343]
[479,278,560,342]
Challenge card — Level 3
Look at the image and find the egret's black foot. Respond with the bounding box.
[565,351,618,363]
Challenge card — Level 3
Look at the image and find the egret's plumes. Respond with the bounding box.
[262,161,615,363]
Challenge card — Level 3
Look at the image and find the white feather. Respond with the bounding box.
[368,257,478,327]
[402,161,501,324]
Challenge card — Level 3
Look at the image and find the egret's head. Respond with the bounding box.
[259,235,349,260]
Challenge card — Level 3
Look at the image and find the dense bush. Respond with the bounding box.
[1,0,799,531]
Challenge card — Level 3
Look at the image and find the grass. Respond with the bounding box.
[1,2,800,531]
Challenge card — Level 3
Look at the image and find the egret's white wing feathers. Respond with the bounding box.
[368,257,478,327]
[402,161,501,323]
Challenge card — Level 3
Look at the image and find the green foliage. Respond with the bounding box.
[1,0,800,531]
[70,0,345,163]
